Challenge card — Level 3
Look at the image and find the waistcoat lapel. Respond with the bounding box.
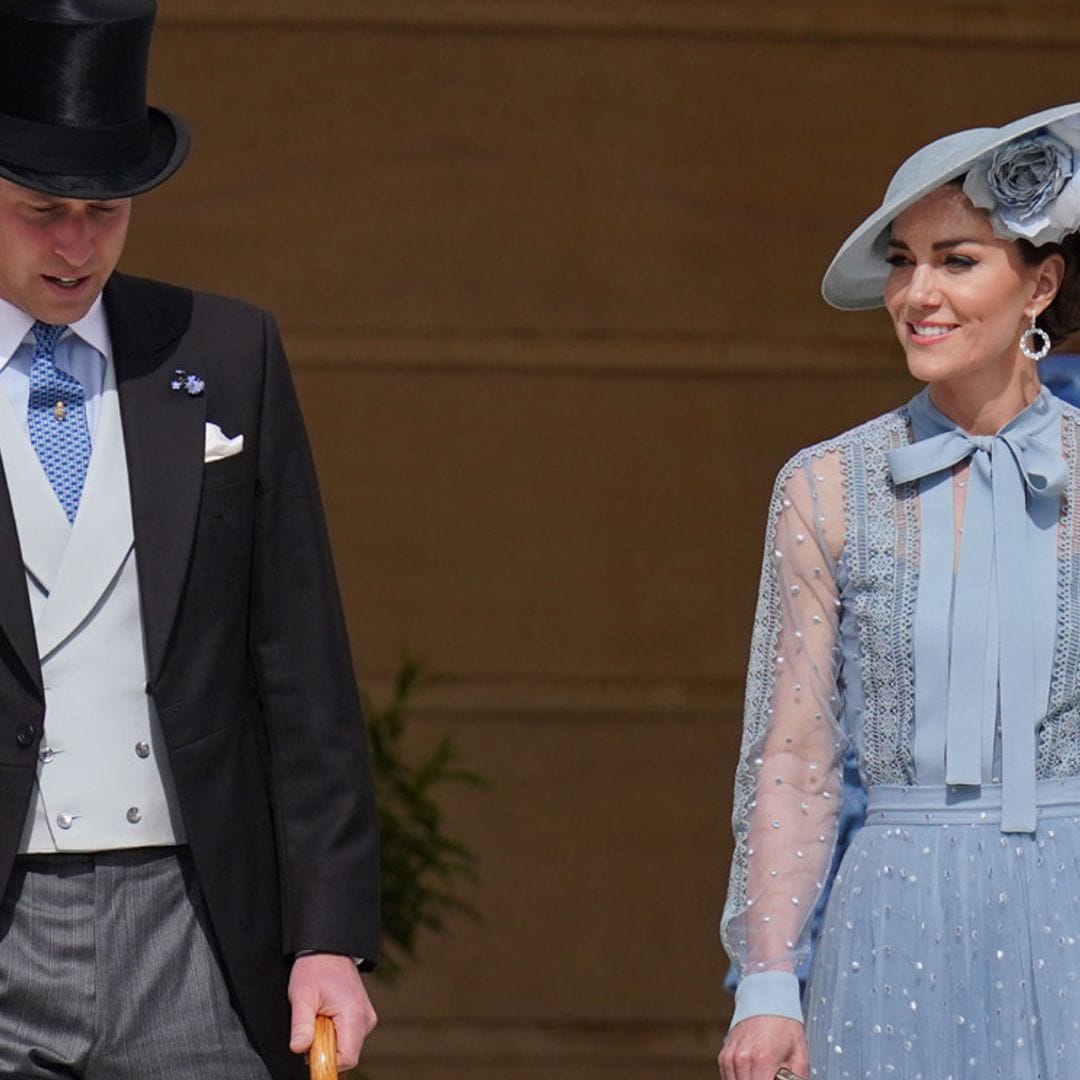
[34,360,134,660]
[0,389,69,591]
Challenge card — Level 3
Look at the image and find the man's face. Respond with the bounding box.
[0,177,132,325]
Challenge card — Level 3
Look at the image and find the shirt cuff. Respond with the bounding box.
[294,950,371,971]
[730,971,804,1027]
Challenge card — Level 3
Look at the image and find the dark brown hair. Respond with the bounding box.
[1018,233,1080,347]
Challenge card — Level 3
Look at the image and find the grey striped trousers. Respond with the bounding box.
[0,848,272,1079]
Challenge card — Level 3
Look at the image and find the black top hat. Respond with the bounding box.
[0,0,189,199]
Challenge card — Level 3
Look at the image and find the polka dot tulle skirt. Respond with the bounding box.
[805,780,1080,1080]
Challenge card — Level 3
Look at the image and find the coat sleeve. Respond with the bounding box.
[248,310,380,962]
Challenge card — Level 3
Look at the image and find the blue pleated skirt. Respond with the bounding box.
[805,778,1080,1080]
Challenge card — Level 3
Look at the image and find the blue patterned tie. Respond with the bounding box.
[27,321,90,523]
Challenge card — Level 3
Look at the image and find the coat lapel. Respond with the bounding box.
[0,440,42,694]
[106,273,198,684]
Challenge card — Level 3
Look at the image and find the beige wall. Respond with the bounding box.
[130,3,1080,1075]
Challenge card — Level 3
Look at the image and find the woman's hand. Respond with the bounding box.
[717,1015,808,1080]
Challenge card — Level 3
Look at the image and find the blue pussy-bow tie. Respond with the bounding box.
[888,390,1067,833]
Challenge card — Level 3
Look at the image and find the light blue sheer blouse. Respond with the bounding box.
[725,385,1070,1026]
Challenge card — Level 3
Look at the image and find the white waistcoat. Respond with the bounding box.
[0,361,186,852]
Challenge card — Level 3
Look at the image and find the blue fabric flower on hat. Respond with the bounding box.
[988,133,1072,218]
[964,123,1080,245]
[170,369,205,396]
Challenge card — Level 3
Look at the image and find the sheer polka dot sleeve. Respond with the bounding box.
[721,451,847,1025]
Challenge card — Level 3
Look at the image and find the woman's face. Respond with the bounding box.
[883,185,1058,390]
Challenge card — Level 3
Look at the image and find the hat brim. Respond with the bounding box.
[0,105,190,200]
[822,101,1080,311]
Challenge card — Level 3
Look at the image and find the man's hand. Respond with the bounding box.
[288,953,377,1070]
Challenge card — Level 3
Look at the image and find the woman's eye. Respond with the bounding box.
[945,255,976,268]
[885,253,911,267]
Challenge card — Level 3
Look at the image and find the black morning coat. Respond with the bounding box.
[0,272,380,1079]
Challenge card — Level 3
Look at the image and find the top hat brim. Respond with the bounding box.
[0,105,190,201]
[822,101,1080,311]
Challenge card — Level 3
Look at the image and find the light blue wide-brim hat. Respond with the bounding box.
[822,101,1080,311]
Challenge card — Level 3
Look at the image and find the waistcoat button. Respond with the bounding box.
[134,742,150,759]
[126,806,141,824]
[56,813,73,830]
[38,747,54,764]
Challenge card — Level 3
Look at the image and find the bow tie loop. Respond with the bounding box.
[888,426,1067,499]
[998,431,1069,498]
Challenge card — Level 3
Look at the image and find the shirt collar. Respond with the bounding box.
[908,383,1061,444]
[0,293,112,372]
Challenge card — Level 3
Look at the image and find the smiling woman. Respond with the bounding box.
[718,102,1080,1080]
[881,183,1065,431]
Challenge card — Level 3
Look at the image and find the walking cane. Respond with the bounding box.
[309,1015,338,1080]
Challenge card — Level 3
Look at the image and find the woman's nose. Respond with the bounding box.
[905,263,939,307]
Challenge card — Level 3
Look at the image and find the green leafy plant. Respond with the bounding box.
[365,657,486,982]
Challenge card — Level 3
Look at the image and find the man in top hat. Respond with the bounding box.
[0,1,379,1077]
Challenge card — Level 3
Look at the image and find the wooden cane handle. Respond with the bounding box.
[309,1014,338,1080]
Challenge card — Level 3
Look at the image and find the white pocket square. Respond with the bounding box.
[204,421,244,463]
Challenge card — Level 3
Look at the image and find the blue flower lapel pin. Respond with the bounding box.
[170,368,205,396]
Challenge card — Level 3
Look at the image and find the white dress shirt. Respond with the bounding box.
[0,295,110,441]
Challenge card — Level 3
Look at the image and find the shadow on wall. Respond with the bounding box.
[365,657,488,983]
